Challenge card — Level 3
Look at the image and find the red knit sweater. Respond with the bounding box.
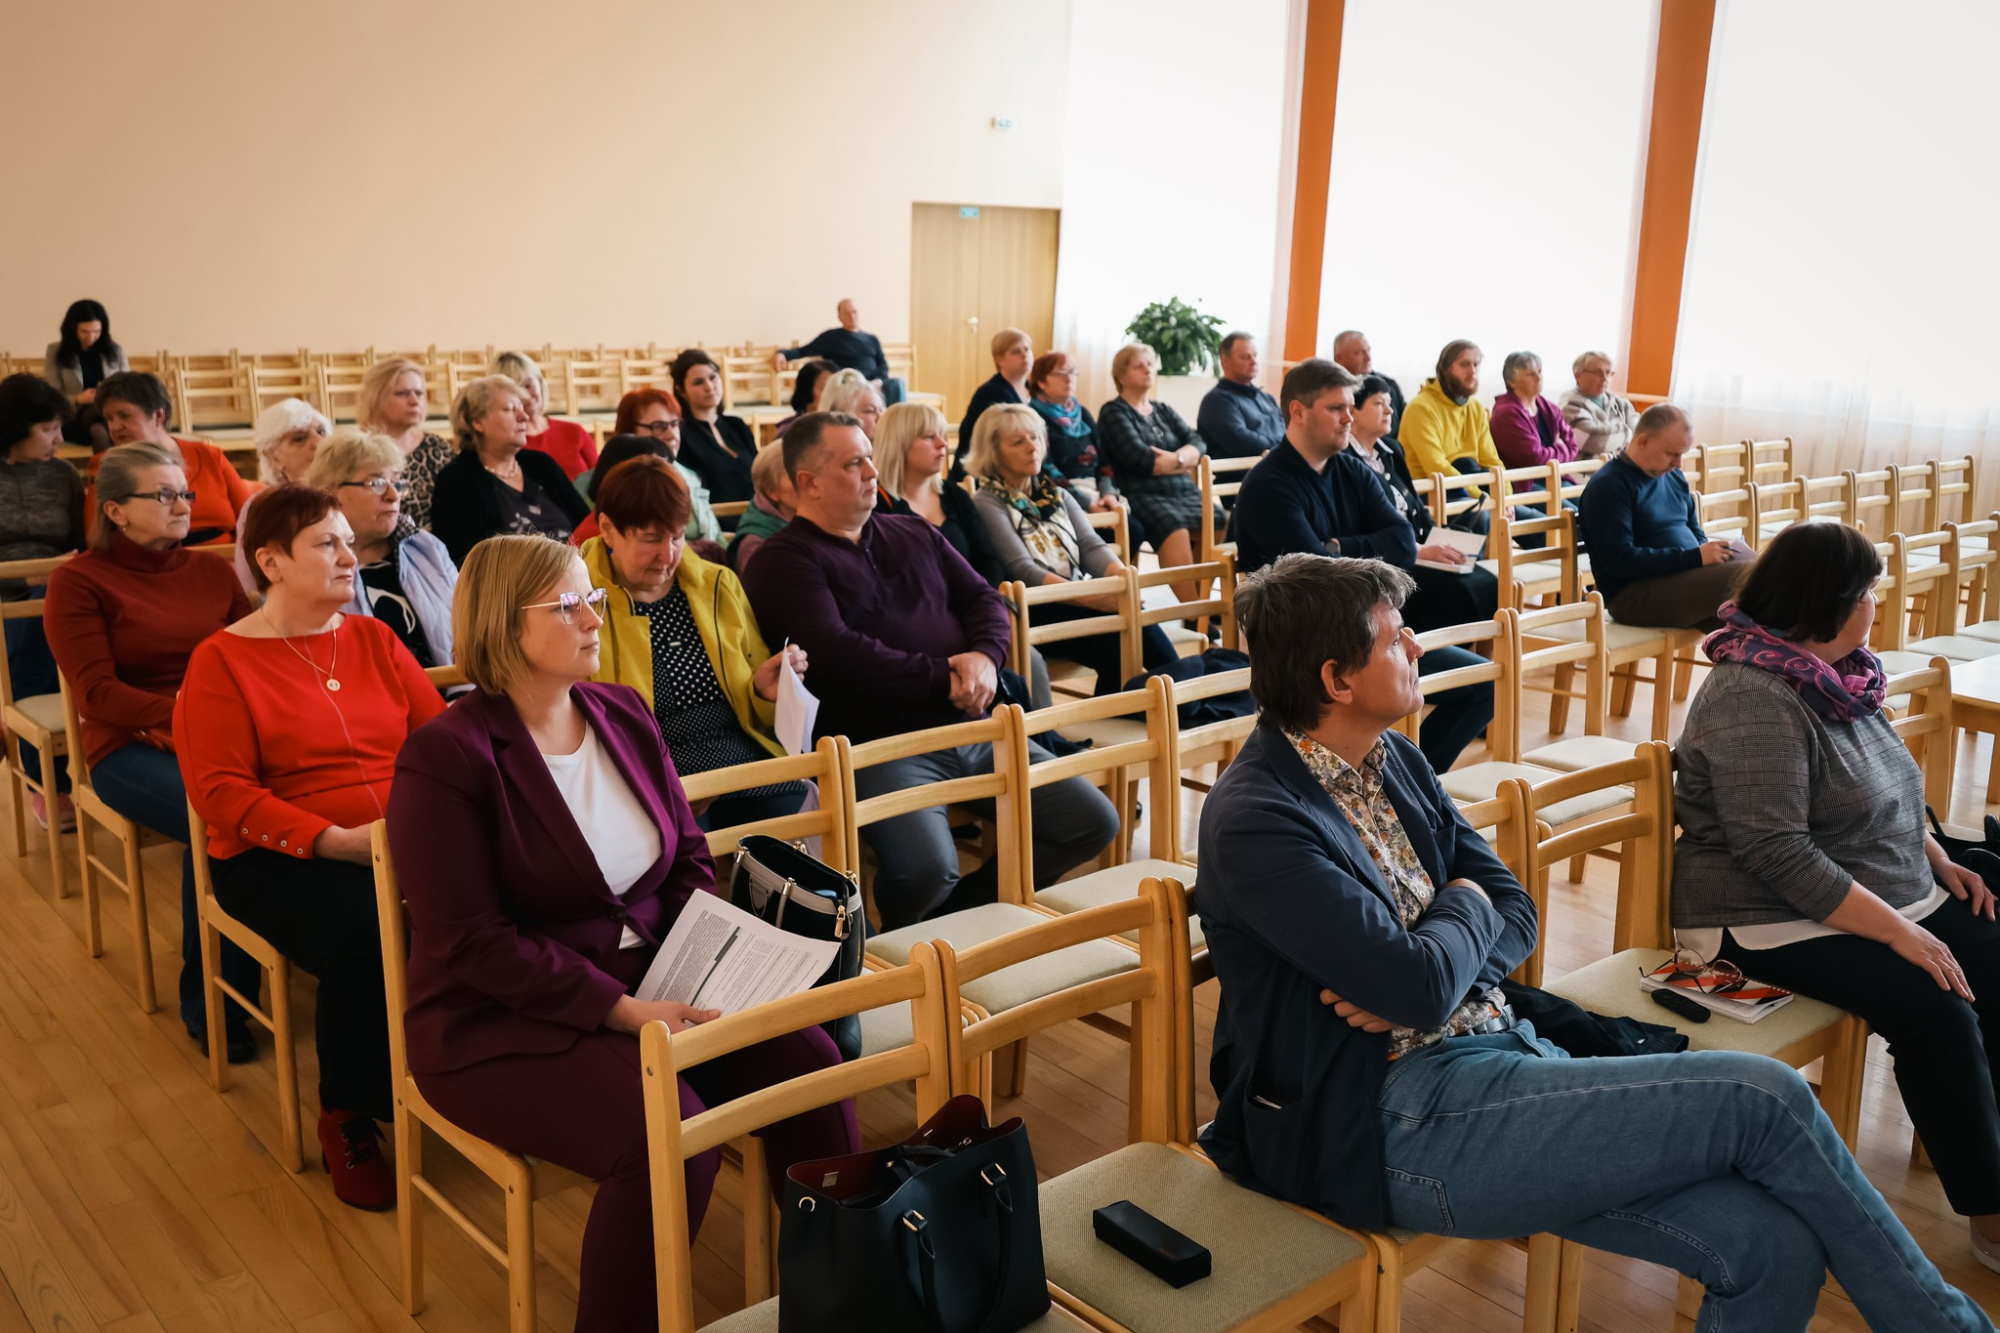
[44,536,252,768]
[175,614,447,861]
[527,419,598,481]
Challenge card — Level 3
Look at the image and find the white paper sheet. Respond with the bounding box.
[775,656,820,756]
[635,892,841,1016]
[1415,527,1487,574]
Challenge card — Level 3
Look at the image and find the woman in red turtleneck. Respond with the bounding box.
[175,484,444,1211]
[43,442,262,1063]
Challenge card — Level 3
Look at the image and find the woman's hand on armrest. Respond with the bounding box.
[604,995,720,1036]
[312,825,375,864]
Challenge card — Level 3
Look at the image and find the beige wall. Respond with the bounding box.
[6,0,1071,358]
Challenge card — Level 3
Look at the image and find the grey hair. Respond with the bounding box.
[451,375,528,452]
[818,370,883,418]
[1501,351,1543,390]
[1634,403,1690,438]
[1218,330,1256,357]
[1237,554,1416,732]
[90,441,182,551]
[1331,329,1366,353]
[251,397,331,483]
[1572,350,1614,378]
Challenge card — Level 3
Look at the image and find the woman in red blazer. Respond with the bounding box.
[388,535,854,1333]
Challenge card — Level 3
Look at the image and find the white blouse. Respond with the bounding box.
[539,723,663,949]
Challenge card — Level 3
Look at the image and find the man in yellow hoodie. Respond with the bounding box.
[1398,340,1502,483]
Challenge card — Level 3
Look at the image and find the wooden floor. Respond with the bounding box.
[3,673,2000,1331]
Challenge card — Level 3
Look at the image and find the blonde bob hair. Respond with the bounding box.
[304,429,403,492]
[1110,343,1159,389]
[491,350,544,395]
[963,404,1046,483]
[90,441,182,551]
[452,375,528,452]
[873,401,948,496]
[251,397,332,484]
[989,327,1030,364]
[357,357,427,433]
[453,534,582,694]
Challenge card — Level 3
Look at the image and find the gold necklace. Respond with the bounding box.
[264,610,342,692]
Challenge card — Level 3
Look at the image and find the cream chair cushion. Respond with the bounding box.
[870,903,1137,1014]
[1441,762,1632,826]
[1547,948,1855,1059]
[1034,858,1205,948]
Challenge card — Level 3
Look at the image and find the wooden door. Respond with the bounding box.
[910,203,1060,422]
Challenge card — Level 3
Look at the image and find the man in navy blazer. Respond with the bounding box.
[1195,554,1991,1333]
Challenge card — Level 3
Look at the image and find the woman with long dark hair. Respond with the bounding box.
[668,349,755,510]
[42,299,128,449]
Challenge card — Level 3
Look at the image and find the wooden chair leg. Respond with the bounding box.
[1567,853,1588,883]
[1672,650,1695,701]
[994,1038,1029,1099]
[741,1135,774,1304]
[1985,734,2000,806]
[78,817,104,958]
[1372,1240,1405,1333]
[6,768,25,856]
[396,1104,425,1314]
[126,827,155,1012]
[1649,653,1674,741]
[1609,662,1636,719]
[200,910,229,1094]
[504,1166,537,1333]
[1674,1273,1702,1332]
[1547,662,1574,735]
[39,748,64,899]
[271,961,305,1172]
[1913,1132,1933,1171]
[1555,1239,1584,1333]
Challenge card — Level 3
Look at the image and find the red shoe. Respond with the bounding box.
[28,792,76,832]
[318,1109,395,1211]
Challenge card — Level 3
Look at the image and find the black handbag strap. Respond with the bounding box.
[907,1163,1020,1333]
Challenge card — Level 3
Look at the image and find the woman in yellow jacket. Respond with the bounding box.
[580,456,809,828]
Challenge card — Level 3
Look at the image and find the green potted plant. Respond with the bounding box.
[1124,297,1226,376]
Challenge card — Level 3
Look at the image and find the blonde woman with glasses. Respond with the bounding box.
[357,358,450,530]
[873,400,1002,585]
[305,430,458,669]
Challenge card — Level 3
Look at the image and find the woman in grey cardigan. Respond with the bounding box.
[967,404,1178,696]
[1673,520,2000,1271]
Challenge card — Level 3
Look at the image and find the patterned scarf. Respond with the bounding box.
[1701,600,1888,722]
[1031,398,1098,473]
[975,471,1082,579]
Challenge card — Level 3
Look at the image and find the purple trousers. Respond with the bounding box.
[416,1023,856,1332]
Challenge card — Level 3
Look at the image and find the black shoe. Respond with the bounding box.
[187,1019,258,1065]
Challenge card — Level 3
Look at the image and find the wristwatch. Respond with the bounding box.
[1323,537,1342,556]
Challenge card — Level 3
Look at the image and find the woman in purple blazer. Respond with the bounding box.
[388,535,855,1332]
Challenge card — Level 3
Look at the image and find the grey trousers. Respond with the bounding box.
[855,739,1120,930]
[1606,557,1754,630]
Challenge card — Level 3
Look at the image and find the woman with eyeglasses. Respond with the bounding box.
[428,376,591,565]
[356,358,450,531]
[389,534,854,1331]
[305,430,458,670]
[579,457,807,828]
[600,390,720,544]
[178,484,445,1211]
[44,442,262,1067]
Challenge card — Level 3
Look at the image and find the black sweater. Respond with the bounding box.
[1231,440,1417,575]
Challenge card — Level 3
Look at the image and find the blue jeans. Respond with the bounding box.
[1380,1026,1992,1332]
[89,744,259,1035]
[5,618,68,793]
[855,738,1120,930]
[882,376,908,406]
[1415,645,1494,775]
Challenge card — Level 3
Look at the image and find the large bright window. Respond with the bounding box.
[1315,0,1654,401]
[1675,0,2000,481]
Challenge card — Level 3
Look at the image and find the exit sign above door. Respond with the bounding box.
[959,206,980,218]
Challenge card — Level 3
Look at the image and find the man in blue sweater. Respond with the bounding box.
[1232,359,1494,773]
[772,299,905,403]
[1576,404,1753,629]
[1197,331,1284,459]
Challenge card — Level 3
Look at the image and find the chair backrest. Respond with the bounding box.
[1879,530,1952,651]
[369,822,416,1105]
[315,363,369,423]
[1696,486,1752,543]
[1406,610,1517,761]
[1885,657,1955,812]
[1847,466,1895,536]
[1133,555,1236,649]
[1488,491,1575,606]
[719,352,774,409]
[1802,472,1856,526]
[423,663,467,690]
[1010,678,1178,878]
[1509,741,1673,980]
[1890,461,1939,535]
[1551,456,1606,509]
[1427,468,1487,529]
[942,876,1190,1141]
[0,554,72,711]
[641,946,952,1333]
[1084,506,1131,565]
[999,571,1137,688]
[560,359,621,417]
[1936,455,1979,527]
[1747,478,1805,546]
[1517,593,1611,736]
[838,708,1027,905]
[248,365,322,417]
[1166,666,1256,851]
[1696,441,1748,494]
[1746,437,1794,487]
[1941,514,2000,631]
[172,365,254,432]
[1197,454,1259,561]
[681,737,852,869]
[618,358,674,398]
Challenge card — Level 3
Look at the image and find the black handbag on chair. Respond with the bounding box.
[728,834,867,1060]
[778,1095,1050,1333]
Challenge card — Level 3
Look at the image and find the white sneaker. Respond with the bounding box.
[1970,1220,2000,1274]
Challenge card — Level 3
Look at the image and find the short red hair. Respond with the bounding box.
[595,456,692,538]
[614,388,679,437]
[242,483,340,593]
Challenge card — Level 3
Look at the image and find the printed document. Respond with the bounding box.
[635,892,840,1015]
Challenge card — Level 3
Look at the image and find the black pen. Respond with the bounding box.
[690,927,740,1010]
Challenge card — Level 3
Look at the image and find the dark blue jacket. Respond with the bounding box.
[1576,453,1708,603]
[1232,440,1418,574]
[956,374,1026,466]
[1196,723,1538,1230]
[1197,378,1285,458]
[780,328,889,383]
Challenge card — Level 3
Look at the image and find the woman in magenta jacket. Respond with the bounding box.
[387,534,854,1332]
[1489,350,1580,470]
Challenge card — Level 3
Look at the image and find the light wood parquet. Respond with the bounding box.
[1,674,1998,1331]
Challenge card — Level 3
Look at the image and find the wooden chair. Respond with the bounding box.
[1746,436,1794,487]
[561,360,622,417]
[1802,471,1857,526]
[61,675,167,1009]
[1885,658,1955,814]
[368,822,592,1332]
[944,877,1381,1330]
[1085,504,1132,565]
[1890,460,1940,536]
[1746,478,1805,548]
[1936,456,1980,534]
[316,362,370,423]
[1694,441,1748,495]
[1485,478,1575,610]
[1518,747,1869,1150]
[0,554,71,897]
[1874,530,1958,674]
[1551,456,1606,513]
[423,663,468,690]
[1516,594,1622,763]
[1165,665,1256,807]
[1905,519,2000,662]
[172,365,254,433]
[639,949,1007,1332]
[189,803,304,1170]
[618,357,674,397]
[999,572,1137,702]
[1133,554,1236,660]
[719,351,775,409]
[1847,466,1896,536]
[1426,467,1490,534]
[248,364,323,417]
[1196,454,1259,562]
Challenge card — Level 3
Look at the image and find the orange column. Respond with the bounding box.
[1625,0,1718,398]
[1283,0,1347,364]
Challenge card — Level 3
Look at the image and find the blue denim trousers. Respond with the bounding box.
[1378,1025,1992,1332]
[89,743,259,1034]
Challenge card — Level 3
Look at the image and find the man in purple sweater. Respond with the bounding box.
[742,412,1118,928]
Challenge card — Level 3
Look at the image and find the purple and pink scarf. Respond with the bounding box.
[1702,601,1887,722]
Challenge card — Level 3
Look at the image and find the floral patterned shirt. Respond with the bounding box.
[1284,729,1504,1060]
